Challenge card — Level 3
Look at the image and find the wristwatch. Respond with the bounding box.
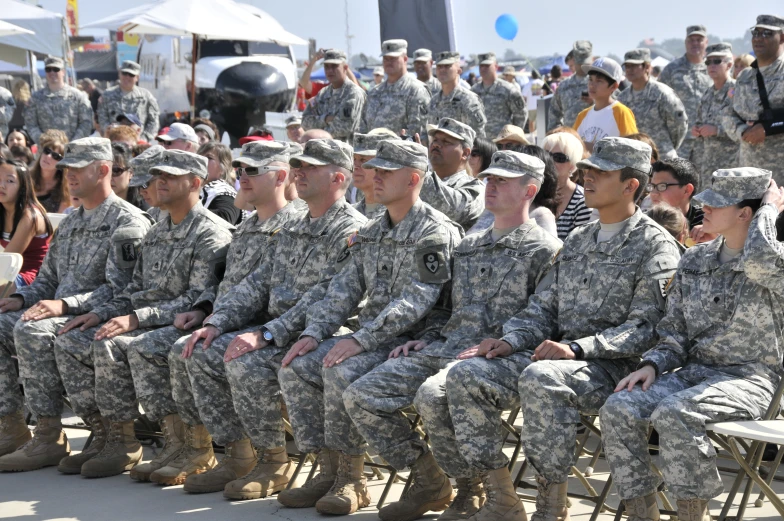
[261,327,274,343]
[568,342,584,360]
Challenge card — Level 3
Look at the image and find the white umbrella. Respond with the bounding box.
[81,0,307,116]
[0,19,34,38]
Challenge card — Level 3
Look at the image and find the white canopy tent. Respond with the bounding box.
[0,20,34,38]
[0,0,69,66]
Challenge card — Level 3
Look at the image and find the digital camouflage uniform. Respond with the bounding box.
[24,84,93,143]
[601,168,784,502]
[422,76,441,97]
[472,77,528,138]
[413,49,441,96]
[0,86,14,140]
[98,85,161,142]
[428,88,487,139]
[360,77,429,139]
[547,41,593,131]
[694,79,738,187]
[346,151,561,476]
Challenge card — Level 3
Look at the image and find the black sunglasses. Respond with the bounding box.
[704,58,726,66]
[550,152,570,164]
[45,67,61,73]
[43,147,63,161]
[470,150,481,157]
[496,142,520,151]
[120,71,136,78]
[751,29,780,39]
[112,166,129,177]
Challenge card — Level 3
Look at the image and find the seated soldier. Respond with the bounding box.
[601,169,784,521]
[352,130,399,218]
[172,139,366,495]
[0,138,151,471]
[345,150,562,521]
[276,140,462,516]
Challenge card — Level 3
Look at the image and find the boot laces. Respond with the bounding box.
[401,463,428,500]
[168,426,195,467]
[329,455,355,496]
[211,446,233,471]
[94,423,124,458]
[534,479,553,513]
[302,452,334,489]
[450,478,479,511]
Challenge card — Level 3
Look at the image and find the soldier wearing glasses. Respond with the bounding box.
[98,61,160,142]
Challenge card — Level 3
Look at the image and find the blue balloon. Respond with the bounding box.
[495,14,518,41]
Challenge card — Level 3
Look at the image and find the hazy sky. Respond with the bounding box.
[38,0,780,59]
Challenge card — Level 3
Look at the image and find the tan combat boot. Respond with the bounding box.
[150,424,216,486]
[129,414,185,482]
[0,410,31,457]
[676,499,712,521]
[80,420,143,478]
[58,412,109,474]
[277,448,340,508]
[378,451,454,521]
[184,437,256,493]
[625,493,660,521]
[466,467,527,521]
[530,475,568,521]
[316,452,371,515]
[225,445,294,500]
[0,416,69,472]
[438,477,485,520]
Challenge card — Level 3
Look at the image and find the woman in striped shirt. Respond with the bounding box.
[542,132,594,239]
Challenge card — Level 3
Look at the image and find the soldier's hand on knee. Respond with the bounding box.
[58,313,100,334]
[282,336,318,367]
[323,338,363,368]
[532,340,573,361]
[21,299,67,321]
[615,365,656,393]
[224,330,267,362]
[762,179,784,212]
[182,325,218,359]
[0,296,23,313]
[94,314,139,340]
[458,338,509,360]
[390,340,427,359]
[174,310,207,330]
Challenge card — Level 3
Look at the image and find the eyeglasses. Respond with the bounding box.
[112,166,128,177]
[704,58,727,66]
[549,152,570,164]
[470,150,481,157]
[236,166,287,177]
[495,142,520,151]
[156,139,172,147]
[43,147,63,161]
[751,29,781,39]
[44,67,61,73]
[646,182,683,193]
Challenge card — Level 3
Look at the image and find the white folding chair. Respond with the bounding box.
[47,213,67,230]
[0,252,23,297]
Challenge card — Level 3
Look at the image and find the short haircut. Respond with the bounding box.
[335,165,353,190]
[647,203,686,240]
[541,132,585,165]
[106,125,138,144]
[620,166,649,202]
[737,198,762,214]
[625,132,659,163]
[588,70,616,87]
[652,158,699,194]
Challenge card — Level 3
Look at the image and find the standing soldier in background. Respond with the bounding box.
[727,15,784,184]
[428,51,487,138]
[302,50,366,144]
[360,40,430,141]
[658,25,712,160]
[24,57,93,143]
[472,52,528,137]
[98,61,160,142]
[547,40,593,130]
[414,49,441,96]
[618,48,688,159]
[0,85,14,141]
[693,43,739,187]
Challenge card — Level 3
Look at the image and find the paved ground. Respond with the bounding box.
[1,419,782,521]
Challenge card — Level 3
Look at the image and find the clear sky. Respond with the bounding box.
[39,0,781,59]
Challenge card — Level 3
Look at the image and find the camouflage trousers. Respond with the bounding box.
[739,135,784,185]
[519,359,623,484]
[0,310,25,417]
[677,136,695,162]
[94,325,190,423]
[345,353,464,473]
[278,335,394,455]
[600,364,773,501]
[444,352,532,474]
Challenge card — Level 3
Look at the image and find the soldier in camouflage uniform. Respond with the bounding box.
[414,49,441,96]
[276,140,461,516]
[725,15,784,185]
[428,52,486,138]
[547,41,593,130]
[352,130,400,218]
[472,52,528,137]
[0,86,14,140]
[443,138,680,521]
[53,150,234,479]
[346,151,562,521]
[302,50,366,144]
[601,168,784,521]
[360,40,430,141]
[128,145,169,222]
[658,26,712,160]
[24,57,93,143]
[174,139,365,498]
[618,48,688,159]
[423,118,486,230]
[0,138,151,471]
[693,43,739,187]
[97,61,160,142]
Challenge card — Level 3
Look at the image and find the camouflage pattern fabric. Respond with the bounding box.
[472,79,528,137]
[302,80,366,143]
[694,79,739,186]
[0,86,14,140]
[547,74,590,130]
[421,76,441,96]
[23,84,93,143]
[420,170,484,231]
[617,80,688,158]
[428,86,487,138]
[360,74,430,141]
[658,55,712,159]
[97,85,161,141]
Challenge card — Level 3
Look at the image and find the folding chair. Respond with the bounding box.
[0,252,23,298]
[46,213,67,231]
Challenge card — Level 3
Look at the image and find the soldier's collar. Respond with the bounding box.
[495,221,535,248]
[166,202,205,239]
[588,209,644,255]
[84,191,120,226]
[383,199,427,240]
[305,199,349,237]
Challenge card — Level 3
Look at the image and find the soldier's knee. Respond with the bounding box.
[519,361,557,394]
[445,359,484,393]
[599,393,636,425]
[650,397,687,430]
[414,378,446,416]
[343,378,368,410]
[170,336,188,360]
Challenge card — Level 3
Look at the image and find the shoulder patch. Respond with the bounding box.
[347,231,359,248]
[415,241,451,284]
[659,275,675,299]
[727,87,734,99]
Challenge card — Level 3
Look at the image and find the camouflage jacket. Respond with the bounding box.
[658,55,712,140]
[420,169,484,231]
[97,85,161,142]
[472,78,528,137]
[428,86,487,137]
[695,79,739,179]
[421,76,441,96]
[302,80,367,143]
[24,84,93,143]
[547,74,590,130]
[360,74,430,140]
[617,80,688,157]
[0,87,14,140]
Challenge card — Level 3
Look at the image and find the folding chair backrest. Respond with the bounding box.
[0,253,23,283]
[47,213,67,231]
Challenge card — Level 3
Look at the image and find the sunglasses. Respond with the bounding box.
[751,29,780,39]
[236,166,287,177]
[43,147,63,161]
[646,182,684,193]
[496,142,520,151]
[470,150,481,157]
[44,67,61,73]
[112,167,129,177]
[120,71,137,78]
[550,152,570,164]
[704,58,726,66]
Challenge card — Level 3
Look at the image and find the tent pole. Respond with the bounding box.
[190,33,197,123]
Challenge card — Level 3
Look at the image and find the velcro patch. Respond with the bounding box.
[416,245,450,284]
[116,239,141,269]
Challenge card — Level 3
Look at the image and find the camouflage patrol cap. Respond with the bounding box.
[693,168,772,208]
[623,48,651,65]
[426,118,476,148]
[322,49,347,65]
[44,56,65,69]
[686,25,708,37]
[150,149,209,179]
[353,130,401,156]
[479,150,545,181]
[435,51,461,66]
[752,15,784,31]
[284,114,302,127]
[413,49,433,62]
[287,142,304,157]
[289,139,354,172]
[577,137,652,173]
[706,43,733,59]
[478,52,497,65]
[373,66,384,76]
[572,40,593,65]
[381,39,408,57]
[120,60,141,76]
[232,140,291,168]
[129,144,165,187]
[56,137,113,169]
[362,140,429,171]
